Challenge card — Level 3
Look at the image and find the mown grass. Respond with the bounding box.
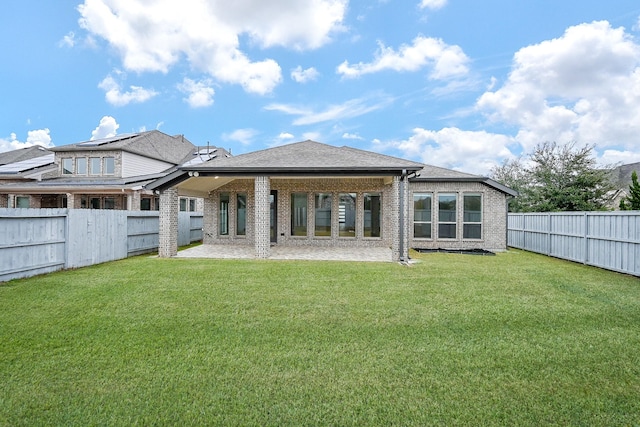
[1,249,639,426]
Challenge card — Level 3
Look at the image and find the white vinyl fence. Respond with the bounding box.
[508,211,640,276]
[0,209,203,282]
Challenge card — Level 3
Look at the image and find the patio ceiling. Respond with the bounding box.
[175,175,396,198]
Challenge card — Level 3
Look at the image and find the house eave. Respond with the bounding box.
[410,176,518,196]
[146,166,422,192]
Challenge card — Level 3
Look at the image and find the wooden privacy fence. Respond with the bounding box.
[0,209,203,282]
[508,211,640,276]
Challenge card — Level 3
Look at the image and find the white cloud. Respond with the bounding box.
[598,149,640,166]
[178,78,215,108]
[342,132,364,140]
[0,129,54,153]
[278,132,295,140]
[223,128,259,146]
[59,31,76,48]
[90,116,120,140]
[379,127,515,175]
[477,21,640,154]
[77,0,347,94]
[419,0,447,10]
[291,66,320,83]
[265,95,393,126]
[98,74,158,106]
[337,36,469,80]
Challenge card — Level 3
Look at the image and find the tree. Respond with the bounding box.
[619,170,640,210]
[490,142,616,212]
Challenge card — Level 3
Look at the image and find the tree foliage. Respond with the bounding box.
[490,142,616,212]
[619,171,640,210]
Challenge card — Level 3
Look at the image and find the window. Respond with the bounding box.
[103,157,115,175]
[90,197,101,209]
[463,194,482,239]
[62,158,73,175]
[438,194,457,239]
[364,193,381,238]
[189,198,196,212]
[314,193,332,237]
[219,193,229,236]
[103,197,115,210]
[339,193,356,238]
[76,157,87,175]
[179,198,188,212]
[90,157,101,175]
[237,193,246,236]
[16,196,30,208]
[413,193,432,238]
[291,193,307,236]
[140,198,152,210]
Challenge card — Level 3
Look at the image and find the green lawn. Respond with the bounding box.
[1,249,639,426]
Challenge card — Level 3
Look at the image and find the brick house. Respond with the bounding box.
[148,140,516,262]
[0,131,219,211]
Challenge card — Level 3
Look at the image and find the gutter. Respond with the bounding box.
[399,169,407,263]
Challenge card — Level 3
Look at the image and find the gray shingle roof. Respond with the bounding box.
[50,130,195,165]
[412,164,480,179]
[188,140,425,172]
[0,145,52,165]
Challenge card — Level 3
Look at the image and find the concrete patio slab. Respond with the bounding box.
[176,244,393,262]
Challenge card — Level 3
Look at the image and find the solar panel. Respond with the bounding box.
[77,133,138,146]
[0,154,55,174]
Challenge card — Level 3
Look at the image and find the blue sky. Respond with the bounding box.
[2,0,640,174]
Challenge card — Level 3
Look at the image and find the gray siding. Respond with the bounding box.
[0,209,203,282]
[508,211,640,276]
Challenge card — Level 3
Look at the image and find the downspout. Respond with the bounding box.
[399,169,406,263]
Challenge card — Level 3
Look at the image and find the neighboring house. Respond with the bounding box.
[148,140,516,262]
[0,146,57,208]
[0,131,225,210]
[609,162,640,210]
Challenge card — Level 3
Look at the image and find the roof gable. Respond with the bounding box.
[190,140,424,172]
[51,131,196,165]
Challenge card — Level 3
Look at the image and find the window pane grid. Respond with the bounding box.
[364,193,381,238]
[413,193,432,238]
[291,193,307,236]
[438,194,457,239]
[339,193,356,238]
[463,194,482,239]
[314,193,332,237]
[237,193,247,236]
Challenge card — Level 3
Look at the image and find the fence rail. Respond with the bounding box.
[0,209,203,282]
[508,211,640,276]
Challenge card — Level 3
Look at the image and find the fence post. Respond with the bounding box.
[583,212,588,265]
[547,213,552,256]
[64,209,70,269]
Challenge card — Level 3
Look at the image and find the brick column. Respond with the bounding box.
[159,188,179,257]
[390,176,402,262]
[130,191,141,211]
[254,176,270,258]
[203,194,215,245]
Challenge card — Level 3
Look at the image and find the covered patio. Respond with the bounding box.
[149,141,424,263]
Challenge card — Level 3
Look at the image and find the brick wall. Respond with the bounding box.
[159,187,179,257]
[408,181,508,251]
[204,177,399,252]
[254,176,270,258]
